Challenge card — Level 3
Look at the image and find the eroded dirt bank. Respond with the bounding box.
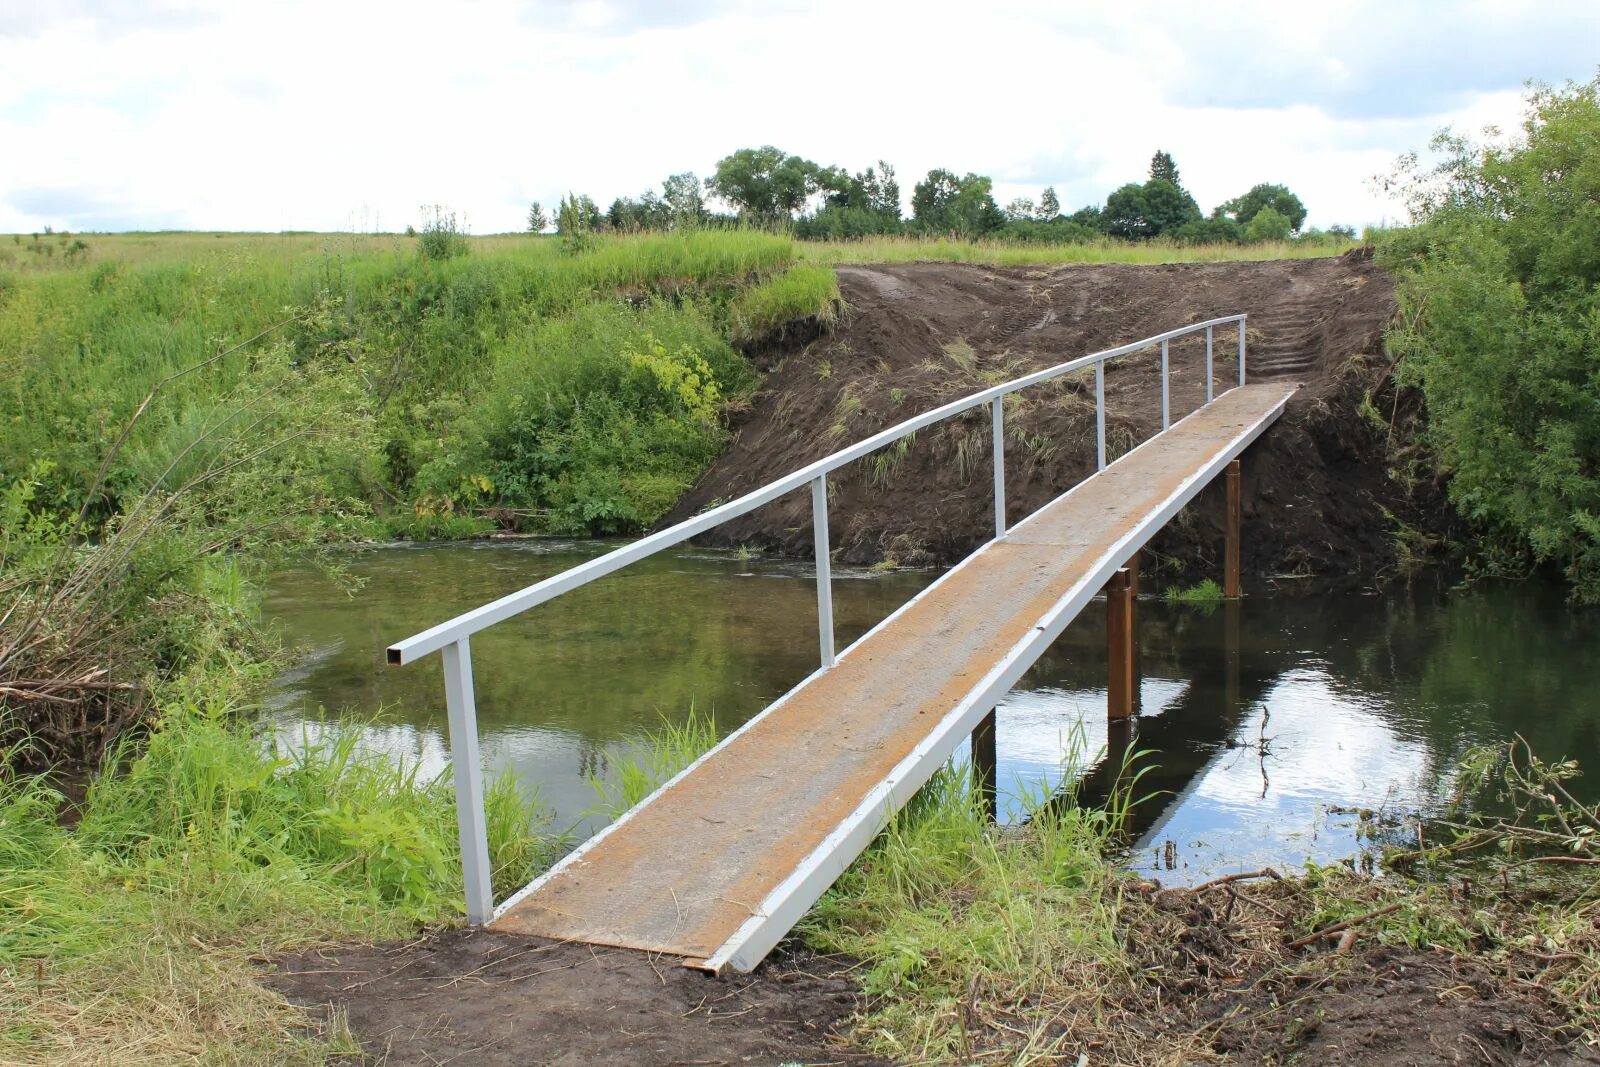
[668,253,1448,583]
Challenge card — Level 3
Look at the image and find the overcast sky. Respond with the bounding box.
[2,0,1596,234]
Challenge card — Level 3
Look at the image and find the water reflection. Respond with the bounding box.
[264,544,1600,881]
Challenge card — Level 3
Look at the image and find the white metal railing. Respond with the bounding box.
[388,313,1247,922]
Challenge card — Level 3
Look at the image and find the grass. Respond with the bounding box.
[587,708,719,820]
[1163,577,1225,605]
[726,263,841,342]
[0,703,555,1063]
[0,229,823,543]
[800,767,1130,1063]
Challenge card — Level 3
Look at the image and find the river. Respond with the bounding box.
[263,541,1600,882]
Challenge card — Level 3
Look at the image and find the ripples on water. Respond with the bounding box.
[264,541,1600,883]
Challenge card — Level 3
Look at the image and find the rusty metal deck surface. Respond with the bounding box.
[493,383,1296,969]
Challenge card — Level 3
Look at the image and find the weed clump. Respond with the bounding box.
[416,204,470,261]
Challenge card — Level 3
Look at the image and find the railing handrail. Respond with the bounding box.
[389,308,1248,925]
[387,313,1246,666]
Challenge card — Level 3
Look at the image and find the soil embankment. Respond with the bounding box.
[669,252,1445,584]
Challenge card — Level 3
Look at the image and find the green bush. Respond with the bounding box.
[0,230,795,542]
[416,205,470,261]
[418,301,750,533]
[1382,77,1600,600]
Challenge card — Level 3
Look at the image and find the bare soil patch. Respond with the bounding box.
[268,930,878,1066]
[268,875,1598,1066]
[1123,876,1600,1067]
[670,252,1451,585]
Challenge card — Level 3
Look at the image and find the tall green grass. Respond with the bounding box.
[0,703,554,1062]
[0,230,810,538]
[799,765,1131,1063]
[726,263,842,342]
[587,708,720,819]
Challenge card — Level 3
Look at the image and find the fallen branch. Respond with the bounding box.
[1189,868,1282,894]
[1286,902,1404,950]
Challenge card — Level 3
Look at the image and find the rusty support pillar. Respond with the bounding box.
[1224,599,1242,719]
[972,709,997,822]
[1106,568,1136,720]
[1126,550,1142,706]
[1224,458,1242,599]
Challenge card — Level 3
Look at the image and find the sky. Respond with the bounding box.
[2,0,1596,234]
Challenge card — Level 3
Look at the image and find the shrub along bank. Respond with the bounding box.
[1381,76,1600,602]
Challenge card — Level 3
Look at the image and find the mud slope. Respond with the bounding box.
[668,252,1445,583]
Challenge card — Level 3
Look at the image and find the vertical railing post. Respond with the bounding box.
[811,474,834,668]
[1095,359,1106,471]
[1205,325,1214,403]
[1160,339,1170,430]
[1238,316,1247,386]
[991,397,1006,539]
[441,638,494,924]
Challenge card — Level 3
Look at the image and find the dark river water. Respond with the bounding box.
[262,541,1600,883]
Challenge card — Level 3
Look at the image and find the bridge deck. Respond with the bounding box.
[493,383,1296,972]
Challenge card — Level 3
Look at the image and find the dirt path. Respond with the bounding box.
[668,252,1446,584]
[268,930,877,1066]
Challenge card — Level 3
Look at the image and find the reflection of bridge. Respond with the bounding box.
[1053,601,1278,847]
[388,315,1292,973]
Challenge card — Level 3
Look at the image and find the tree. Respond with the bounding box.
[526,201,549,233]
[1381,77,1600,599]
[1037,186,1060,220]
[1150,150,1181,189]
[795,160,904,239]
[863,161,901,218]
[1067,204,1103,230]
[1102,178,1200,239]
[661,172,706,225]
[1220,183,1308,232]
[1004,197,1036,222]
[911,169,1003,237]
[707,146,822,224]
[556,193,600,253]
[1243,204,1293,242]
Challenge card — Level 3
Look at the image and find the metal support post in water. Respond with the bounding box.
[1160,339,1170,430]
[1106,568,1136,720]
[812,474,835,667]
[1224,598,1242,723]
[1224,458,1242,598]
[442,638,494,924]
[1095,359,1107,471]
[991,398,1006,539]
[1238,319,1247,385]
[1127,550,1142,707]
[971,708,997,822]
[1205,326,1214,402]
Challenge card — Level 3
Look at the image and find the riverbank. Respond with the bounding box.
[265,763,1600,1066]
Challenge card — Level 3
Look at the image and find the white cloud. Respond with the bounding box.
[1,0,1592,233]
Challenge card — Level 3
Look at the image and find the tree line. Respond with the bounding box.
[529,147,1354,245]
